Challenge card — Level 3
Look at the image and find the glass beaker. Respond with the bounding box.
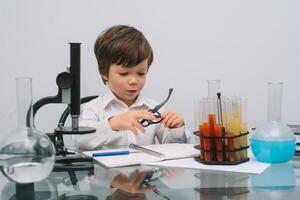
[251,82,296,163]
[0,77,55,183]
[207,80,221,98]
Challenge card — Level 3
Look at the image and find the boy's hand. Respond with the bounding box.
[108,110,156,135]
[161,109,184,128]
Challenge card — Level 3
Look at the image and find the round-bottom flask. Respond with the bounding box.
[251,121,295,163]
[251,82,295,163]
[0,77,55,183]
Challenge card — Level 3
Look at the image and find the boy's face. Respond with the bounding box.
[102,59,148,107]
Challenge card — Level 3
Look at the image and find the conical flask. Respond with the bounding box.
[0,77,55,183]
[251,82,296,163]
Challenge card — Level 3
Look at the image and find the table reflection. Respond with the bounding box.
[1,158,300,200]
[194,170,249,200]
[250,163,296,199]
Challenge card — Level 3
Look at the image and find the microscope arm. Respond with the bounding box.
[58,95,98,127]
[29,90,63,128]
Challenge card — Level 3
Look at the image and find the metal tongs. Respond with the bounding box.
[140,88,173,127]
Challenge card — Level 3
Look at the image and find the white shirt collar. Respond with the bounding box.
[102,90,152,109]
[102,90,116,108]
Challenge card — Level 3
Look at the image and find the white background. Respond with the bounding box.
[0,0,299,137]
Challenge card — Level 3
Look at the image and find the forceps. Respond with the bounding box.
[140,88,173,127]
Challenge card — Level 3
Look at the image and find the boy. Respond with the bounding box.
[74,25,190,150]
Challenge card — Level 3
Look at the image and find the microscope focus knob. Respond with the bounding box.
[56,72,73,89]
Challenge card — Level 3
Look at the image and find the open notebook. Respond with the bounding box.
[82,143,200,168]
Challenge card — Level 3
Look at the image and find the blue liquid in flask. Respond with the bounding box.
[251,139,295,163]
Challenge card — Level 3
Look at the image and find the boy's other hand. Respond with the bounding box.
[161,110,184,128]
[108,110,156,135]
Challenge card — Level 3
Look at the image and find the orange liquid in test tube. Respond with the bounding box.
[202,123,212,161]
[214,124,223,162]
[208,114,216,135]
[208,114,216,159]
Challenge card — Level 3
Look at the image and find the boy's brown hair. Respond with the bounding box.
[94,25,153,84]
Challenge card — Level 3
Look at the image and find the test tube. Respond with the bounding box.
[201,98,217,162]
[193,99,200,132]
[214,125,223,162]
[194,98,206,159]
[224,99,235,162]
[215,93,224,162]
[228,96,241,161]
[240,97,248,159]
[221,97,230,133]
[193,98,203,135]
[207,80,221,98]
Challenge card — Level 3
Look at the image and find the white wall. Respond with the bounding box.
[0,0,299,137]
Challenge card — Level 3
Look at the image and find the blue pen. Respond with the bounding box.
[92,151,129,157]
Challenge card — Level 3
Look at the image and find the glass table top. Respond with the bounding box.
[1,155,300,200]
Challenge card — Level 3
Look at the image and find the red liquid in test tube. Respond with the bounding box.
[202,123,212,161]
[214,124,223,162]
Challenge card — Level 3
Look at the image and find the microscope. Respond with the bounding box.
[30,43,97,172]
